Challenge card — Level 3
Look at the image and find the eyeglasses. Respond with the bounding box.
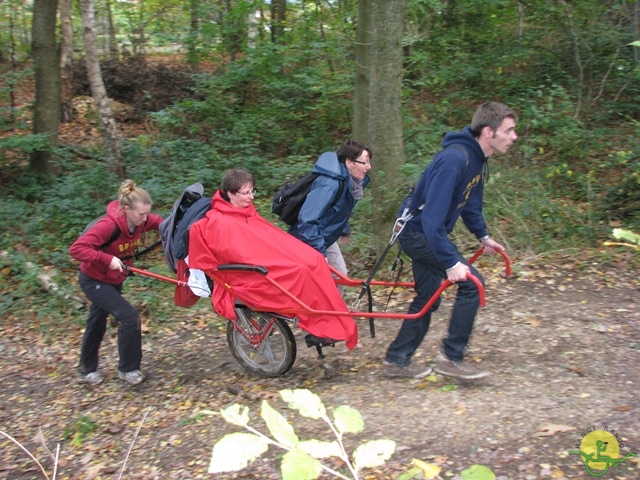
[237,189,257,197]
[353,160,371,166]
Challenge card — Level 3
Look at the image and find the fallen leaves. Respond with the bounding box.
[534,423,576,437]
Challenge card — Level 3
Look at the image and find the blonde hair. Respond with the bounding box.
[118,179,152,209]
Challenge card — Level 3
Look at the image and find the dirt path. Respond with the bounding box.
[2,256,639,480]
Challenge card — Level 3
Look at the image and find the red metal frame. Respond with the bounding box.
[127,247,511,323]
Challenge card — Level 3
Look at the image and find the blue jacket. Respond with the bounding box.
[289,152,370,255]
[404,126,488,269]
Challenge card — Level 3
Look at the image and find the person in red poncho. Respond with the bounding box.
[188,169,358,350]
[70,180,163,386]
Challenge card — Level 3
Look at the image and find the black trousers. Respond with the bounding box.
[78,271,142,374]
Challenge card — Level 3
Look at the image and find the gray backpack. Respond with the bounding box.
[159,183,206,273]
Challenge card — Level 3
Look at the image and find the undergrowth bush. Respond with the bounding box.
[152,43,353,158]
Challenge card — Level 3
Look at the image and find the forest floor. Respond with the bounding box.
[2,249,640,480]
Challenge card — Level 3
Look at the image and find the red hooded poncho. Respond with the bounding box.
[188,191,358,350]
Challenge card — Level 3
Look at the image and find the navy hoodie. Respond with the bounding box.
[403,126,488,269]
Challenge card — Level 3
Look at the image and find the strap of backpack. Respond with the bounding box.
[330,178,345,208]
[411,144,470,216]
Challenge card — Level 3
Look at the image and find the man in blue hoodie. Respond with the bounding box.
[383,102,518,380]
[289,139,372,293]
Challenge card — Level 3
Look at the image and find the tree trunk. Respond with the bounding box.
[353,0,371,145]
[271,0,286,43]
[30,0,61,175]
[354,0,406,253]
[105,0,119,58]
[7,6,19,123]
[79,0,125,178]
[188,0,200,73]
[59,0,74,123]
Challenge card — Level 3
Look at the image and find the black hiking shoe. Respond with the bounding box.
[304,334,337,348]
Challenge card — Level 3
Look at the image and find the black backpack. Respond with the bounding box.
[272,172,345,226]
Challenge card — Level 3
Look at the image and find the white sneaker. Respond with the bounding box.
[77,371,104,386]
[118,370,146,385]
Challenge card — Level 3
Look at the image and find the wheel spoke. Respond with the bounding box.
[227,310,297,377]
[257,337,277,366]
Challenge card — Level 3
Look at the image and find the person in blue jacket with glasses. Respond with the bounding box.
[289,139,372,294]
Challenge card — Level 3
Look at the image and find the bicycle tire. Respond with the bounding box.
[226,308,297,377]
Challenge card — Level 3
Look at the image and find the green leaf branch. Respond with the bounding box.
[208,388,396,480]
[604,228,640,251]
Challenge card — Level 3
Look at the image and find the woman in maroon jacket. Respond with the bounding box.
[70,180,163,386]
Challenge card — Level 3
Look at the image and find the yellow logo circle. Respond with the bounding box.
[580,430,620,472]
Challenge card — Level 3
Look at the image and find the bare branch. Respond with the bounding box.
[117,406,151,480]
[0,429,51,480]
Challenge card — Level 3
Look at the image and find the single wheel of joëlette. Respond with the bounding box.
[226,308,297,377]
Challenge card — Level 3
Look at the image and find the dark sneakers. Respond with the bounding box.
[433,350,491,380]
[383,361,433,379]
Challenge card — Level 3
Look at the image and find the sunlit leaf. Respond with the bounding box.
[220,403,250,427]
[298,439,342,459]
[280,389,326,419]
[208,432,268,473]
[281,448,323,480]
[333,405,364,434]
[261,400,299,448]
[460,464,496,480]
[396,466,424,480]
[612,228,640,245]
[353,439,396,471]
[412,458,441,479]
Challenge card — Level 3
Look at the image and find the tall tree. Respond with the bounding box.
[79,0,124,178]
[353,0,371,145]
[105,0,119,58]
[353,0,406,251]
[187,0,200,72]
[271,0,286,43]
[30,0,61,174]
[59,0,74,123]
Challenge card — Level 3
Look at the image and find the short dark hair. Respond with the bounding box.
[221,169,255,194]
[470,102,518,137]
[337,139,373,163]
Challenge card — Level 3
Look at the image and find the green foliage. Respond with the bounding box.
[612,228,640,246]
[460,464,496,480]
[605,228,640,252]
[66,415,97,448]
[208,388,495,479]
[0,133,51,163]
[153,41,353,158]
[208,388,395,479]
[2,0,640,355]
